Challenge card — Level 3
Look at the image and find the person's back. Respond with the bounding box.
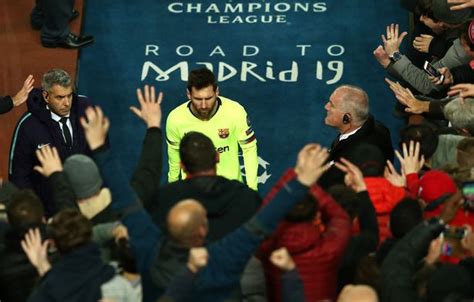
[346,143,407,243]
[27,209,124,302]
[260,170,351,302]
[154,176,261,242]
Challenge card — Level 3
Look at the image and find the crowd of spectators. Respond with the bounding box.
[1,0,474,301]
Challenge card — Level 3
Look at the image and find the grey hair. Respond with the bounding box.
[338,85,369,125]
[443,98,474,135]
[41,69,72,92]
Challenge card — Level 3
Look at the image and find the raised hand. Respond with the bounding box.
[384,160,406,187]
[12,75,34,107]
[373,45,390,68]
[34,145,63,177]
[187,247,209,273]
[270,247,296,271]
[294,144,329,186]
[334,157,367,192]
[395,141,425,175]
[413,34,433,53]
[448,83,474,100]
[425,233,444,265]
[382,23,408,57]
[130,85,163,128]
[447,0,474,10]
[429,67,453,86]
[80,106,110,150]
[21,228,51,276]
[385,78,429,114]
[461,226,474,253]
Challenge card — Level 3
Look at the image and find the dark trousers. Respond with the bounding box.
[31,0,74,42]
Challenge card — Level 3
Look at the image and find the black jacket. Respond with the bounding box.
[380,219,445,302]
[8,88,92,216]
[152,176,262,242]
[319,115,394,189]
[28,243,115,302]
[338,191,379,290]
[130,128,262,243]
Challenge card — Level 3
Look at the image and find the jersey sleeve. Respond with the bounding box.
[236,107,258,190]
[166,113,182,183]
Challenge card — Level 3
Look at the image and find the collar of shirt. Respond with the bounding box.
[338,126,362,141]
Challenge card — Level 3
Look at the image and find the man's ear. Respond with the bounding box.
[186,89,192,101]
[42,91,49,104]
[215,86,220,97]
[215,151,220,164]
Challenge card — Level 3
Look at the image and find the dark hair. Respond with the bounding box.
[187,67,217,92]
[414,0,438,21]
[115,238,138,273]
[346,143,385,177]
[50,209,92,254]
[327,184,359,220]
[179,132,217,174]
[285,193,318,222]
[390,198,423,239]
[399,124,439,160]
[7,190,44,227]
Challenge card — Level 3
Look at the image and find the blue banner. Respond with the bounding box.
[78,0,407,194]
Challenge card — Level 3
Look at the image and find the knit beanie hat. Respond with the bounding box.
[63,154,103,200]
[432,0,472,25]
[418,170,457,204]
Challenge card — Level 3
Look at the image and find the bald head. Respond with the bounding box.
[337,285,378,302]
[167,199,208,247]
[336,85,369,125]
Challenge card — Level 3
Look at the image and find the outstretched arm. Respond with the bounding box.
[81,106,161,272]
[129,85,164,209]
[34,145,77,211]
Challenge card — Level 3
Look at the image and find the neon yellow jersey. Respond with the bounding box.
[166,96,258,190]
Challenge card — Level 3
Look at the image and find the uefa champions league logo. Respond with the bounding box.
[240,155,272,185]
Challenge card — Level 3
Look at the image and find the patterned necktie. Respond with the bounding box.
[59,117,72,148]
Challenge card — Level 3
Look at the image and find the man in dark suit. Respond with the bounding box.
[30,0,94,49]
[318,85,394,189]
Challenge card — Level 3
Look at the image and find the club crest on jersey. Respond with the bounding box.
[218,128,229,139]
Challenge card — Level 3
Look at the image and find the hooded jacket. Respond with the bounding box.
[259,169,352,302]
[8,88,92,216]
[152,176,261,242]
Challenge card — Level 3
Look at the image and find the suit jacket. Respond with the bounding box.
[319,115,394,189]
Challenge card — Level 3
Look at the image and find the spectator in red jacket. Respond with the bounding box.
[258,168,352,302]
[347,143,409,243]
